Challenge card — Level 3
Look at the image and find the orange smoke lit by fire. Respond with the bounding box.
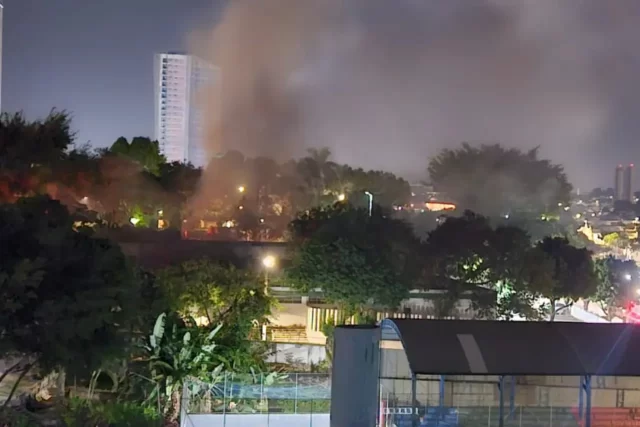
[425,201,456,212]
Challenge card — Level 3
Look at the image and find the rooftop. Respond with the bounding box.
[382,319,640,377]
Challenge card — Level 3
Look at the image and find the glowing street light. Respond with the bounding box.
[625,273,633,281]
[238,186,246,193]
[262,255,277,292]
[365,191,373,217]
[262,255,276,269]
[129,217,140,226]
[337,193,346,202]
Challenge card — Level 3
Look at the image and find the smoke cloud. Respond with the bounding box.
[193,0,640,189]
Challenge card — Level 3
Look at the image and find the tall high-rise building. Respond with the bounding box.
[153,53,219,167]
[624,164,634,202]
[615,165,625,200]
[0,1,4,111]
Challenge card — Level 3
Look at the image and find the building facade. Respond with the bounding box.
[153,53,219,167]
[615,165,625,201]
[0,1,4,111]
[624,163,634,202]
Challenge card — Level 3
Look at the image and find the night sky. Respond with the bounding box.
[6,0,640,190]
[3,0,224,147]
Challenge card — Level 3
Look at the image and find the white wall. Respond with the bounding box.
[182,414,329,427]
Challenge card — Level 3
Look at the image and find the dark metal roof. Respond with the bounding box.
[385,319,640,376]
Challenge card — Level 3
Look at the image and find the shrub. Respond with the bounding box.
[59,398,162,427]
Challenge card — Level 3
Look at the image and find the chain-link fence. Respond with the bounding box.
[181,373,331,427]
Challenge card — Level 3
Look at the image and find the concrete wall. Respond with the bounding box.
[182,414,329,427]
[270,303,308,326]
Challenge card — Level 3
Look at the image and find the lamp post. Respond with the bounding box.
[365,191,373,217]
[262,255,276,291]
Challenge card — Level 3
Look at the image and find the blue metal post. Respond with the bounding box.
[498,376,505,427]
[584,375,592,427]
[439,375,445,409]
[509,376,516,419]
[411,373,418,427]
[578,376,584,420]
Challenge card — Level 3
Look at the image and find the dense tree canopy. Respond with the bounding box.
[0,196,140,377]
[286,203,420,310]
[428,143,572,217]
[157,260,273,371]
[593,256,639,320]
[530,236,599,320]
[109,136,166,176]
[422,211,540,319]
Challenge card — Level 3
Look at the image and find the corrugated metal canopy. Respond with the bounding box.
[385,319,640,376]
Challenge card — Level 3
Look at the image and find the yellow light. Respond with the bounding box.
[129,217,140,226]
[262,255,276,269]
[337,193,346,202]
[238,186,246,193]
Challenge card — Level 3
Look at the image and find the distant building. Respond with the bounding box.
[615,165,625,201]
[153,53,219,167]
[0,1,4,111]
[624,164,634,202]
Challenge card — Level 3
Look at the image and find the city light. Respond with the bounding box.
[238,186,246,193]
[262,255,276,269]
[129,217,140,226]
[337,193,346,202]
[625,273,633,281]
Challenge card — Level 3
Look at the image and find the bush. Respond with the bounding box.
[59,398,163,427]
[0,408,41,427]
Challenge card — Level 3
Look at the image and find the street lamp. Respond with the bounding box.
[625,273,633,282]
[364,191,373,217]
[238,185,246,193]
[262,255,277,291]
[337,193,346,202]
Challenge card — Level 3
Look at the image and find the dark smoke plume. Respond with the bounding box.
[193,0,640,192]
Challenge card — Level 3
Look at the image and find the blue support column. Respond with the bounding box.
[498,376,505,427]
[584,375,592,427]
[439,375,445,409]
[578,376,584,420]
[509,376,516,419]
[411,373,418,427]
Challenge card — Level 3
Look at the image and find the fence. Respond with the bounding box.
[180,373,331,427]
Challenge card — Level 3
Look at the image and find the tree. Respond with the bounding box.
[428,143,572,217]
[0,110,76,201]
[0,196,140,402]
[109,136,166,176]
[603,232,621,247]
[286,203,420,311]
[157,260,273,371]
[592,256,638,320]
[133,313,224,421]
[529,237,599,321]
[422,211,541,319]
